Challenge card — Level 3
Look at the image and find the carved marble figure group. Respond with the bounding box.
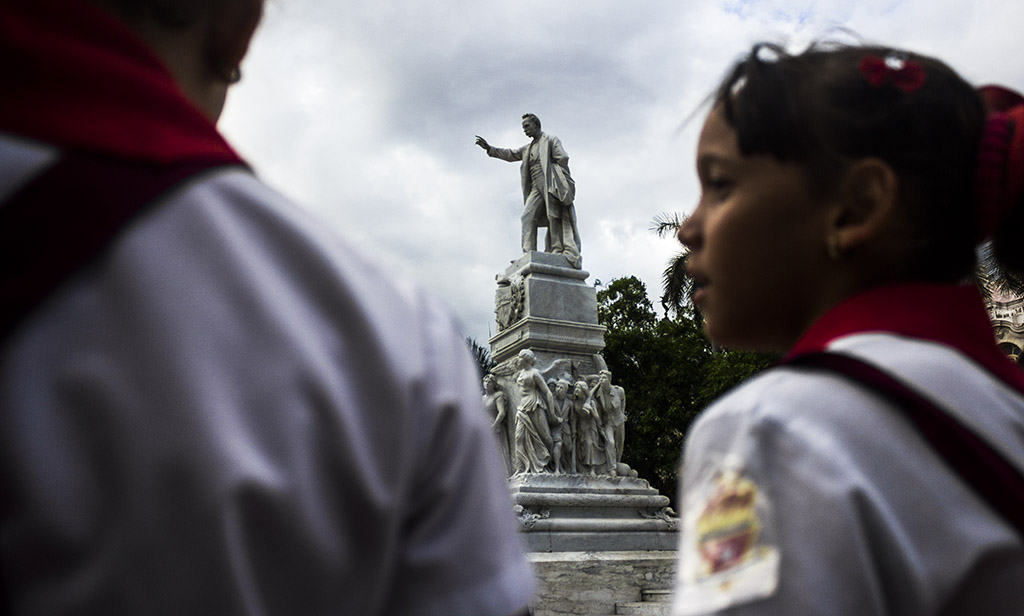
[484,350,627,477]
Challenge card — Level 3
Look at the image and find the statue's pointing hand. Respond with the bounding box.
[475,135,490,151]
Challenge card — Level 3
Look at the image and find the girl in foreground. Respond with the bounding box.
[671,42,1024,615]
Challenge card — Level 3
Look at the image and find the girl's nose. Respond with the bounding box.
[676,213,700,249]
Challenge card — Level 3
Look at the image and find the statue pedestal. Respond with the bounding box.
[514,473,678,615]
[490,252,606,375]
[529,551,676,616]
[486,251,679,614]
[511,473,677,552]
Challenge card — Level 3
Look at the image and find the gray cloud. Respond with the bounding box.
[221,0,1023,344]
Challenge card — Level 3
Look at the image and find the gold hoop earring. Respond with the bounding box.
[215,64,242,84]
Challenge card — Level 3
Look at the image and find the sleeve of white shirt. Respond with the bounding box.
[672,366,1020,616]
[383,293,535,615]
[194,172,538,616]
[673,371,886,616]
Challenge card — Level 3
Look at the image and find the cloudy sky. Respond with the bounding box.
[219,0,1024,345]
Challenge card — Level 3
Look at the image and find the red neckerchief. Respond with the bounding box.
[786,282,1024,397]
[0,0,243,165]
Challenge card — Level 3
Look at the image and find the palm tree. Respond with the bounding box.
[976,241,1024,301]
[466,337,496,377]
[650,212,693,317]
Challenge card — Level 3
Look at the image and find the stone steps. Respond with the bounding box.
[528,551,675,616]
[641,589,672,602]
[615,588,672,616]
[615,602,670,616]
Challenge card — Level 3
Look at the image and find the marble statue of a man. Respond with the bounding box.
[591,370,626,473]
[476,113,582,269]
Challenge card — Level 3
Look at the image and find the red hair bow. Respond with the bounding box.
[859,54,926,93]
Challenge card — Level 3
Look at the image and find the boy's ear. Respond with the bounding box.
[206,0,263,79]
[828,157,899,253]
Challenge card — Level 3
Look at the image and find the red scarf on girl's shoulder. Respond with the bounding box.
[787,282,1024,397]
[0,0,242,165]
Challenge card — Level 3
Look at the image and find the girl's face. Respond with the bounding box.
[677,106,835,352]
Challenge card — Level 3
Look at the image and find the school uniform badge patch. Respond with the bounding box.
[673,466,779,615]
[697,471,762,574]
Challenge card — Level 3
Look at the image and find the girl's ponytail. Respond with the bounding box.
[978,86,1024,273]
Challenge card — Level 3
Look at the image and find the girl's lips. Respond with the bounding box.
[689,271,710,306]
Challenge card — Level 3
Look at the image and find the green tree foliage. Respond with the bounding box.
[597,276,775,510]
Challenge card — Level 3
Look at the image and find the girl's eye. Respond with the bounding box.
[705,177,733,193]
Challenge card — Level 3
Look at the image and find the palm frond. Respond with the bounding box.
[977,241,1024,301]
[650,212,694,316]
[660,251,692,315]
[650,212,687,239]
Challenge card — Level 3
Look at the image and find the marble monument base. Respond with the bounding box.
[490,252,606,372]
[528,550,676,616]
[511,473,678,552]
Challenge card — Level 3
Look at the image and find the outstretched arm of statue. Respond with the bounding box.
[480,141,525,162]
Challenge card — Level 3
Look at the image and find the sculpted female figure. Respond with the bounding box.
[572,379,606,475]
[482,374,512,475]
[513,349,554,474]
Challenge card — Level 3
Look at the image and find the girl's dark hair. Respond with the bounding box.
[713,42,987,282]
[101,0,208,28]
